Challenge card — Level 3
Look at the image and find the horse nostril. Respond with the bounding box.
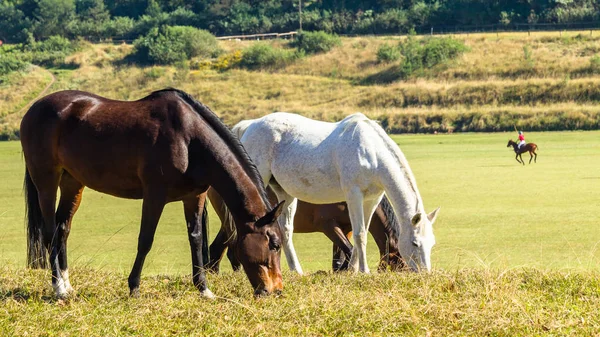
[274,289,282,296]
[254,288,270,297]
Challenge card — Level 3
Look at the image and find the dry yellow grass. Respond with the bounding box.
[2,267,600,336]
[2,30,600,134]
[0,66,53,119]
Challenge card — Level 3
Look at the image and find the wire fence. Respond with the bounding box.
[92,21,600,44]
[414,21,600,36]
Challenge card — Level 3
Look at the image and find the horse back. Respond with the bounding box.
[20,90,202,200]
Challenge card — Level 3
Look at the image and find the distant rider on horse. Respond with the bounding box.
[517,130,526,151]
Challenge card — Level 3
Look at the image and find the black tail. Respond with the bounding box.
[201,204,209,266]
[24,168,48,269]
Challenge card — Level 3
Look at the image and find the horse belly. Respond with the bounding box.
[57,137,145,199]
[271,163,345,204]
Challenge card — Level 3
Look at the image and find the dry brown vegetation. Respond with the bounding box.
[2,30,600,137]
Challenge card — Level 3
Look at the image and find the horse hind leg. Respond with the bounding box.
[28,166,66,298]
[55,172,85,294]
[529,151,534,164]
[320,219,352,271]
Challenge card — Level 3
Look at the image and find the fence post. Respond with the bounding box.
[431,27,433,35]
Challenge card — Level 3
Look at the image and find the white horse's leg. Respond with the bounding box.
[270,186,303,275]
[346,189,380,273]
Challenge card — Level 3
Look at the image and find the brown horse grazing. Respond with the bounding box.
[507,140,538,165]
[20,89,284,299]
[207,187,406,273]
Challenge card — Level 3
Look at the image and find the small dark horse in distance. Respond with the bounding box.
[206,188,407,273]
[507,140,538,165]
[20,89,285,299]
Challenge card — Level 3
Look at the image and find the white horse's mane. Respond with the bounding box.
[341,113,423,213]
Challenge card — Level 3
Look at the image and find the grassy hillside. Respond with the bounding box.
[2,30,600,138]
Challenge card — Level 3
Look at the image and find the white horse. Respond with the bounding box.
[236,113,439,274]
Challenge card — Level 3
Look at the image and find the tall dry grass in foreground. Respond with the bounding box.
[2,267,599,336]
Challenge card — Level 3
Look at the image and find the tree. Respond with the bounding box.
[33,0,76,39]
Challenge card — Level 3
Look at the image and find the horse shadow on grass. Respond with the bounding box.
[0,287,47,302]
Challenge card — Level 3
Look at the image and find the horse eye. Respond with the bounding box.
[412,240,421,248]
[268,235,281,251]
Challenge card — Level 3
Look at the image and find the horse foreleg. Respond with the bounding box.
[183,193,215,299]
[346,190,379,273]
[519,153,525,165]
[128,187,167,297]
[270,186,303,274]
[515,153,522,164]
[55,172,84,295]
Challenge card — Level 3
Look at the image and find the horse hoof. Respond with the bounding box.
[129,288,140,298]
[200,288,216,300]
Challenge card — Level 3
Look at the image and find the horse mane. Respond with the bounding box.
[150,88,272,209]
[360,117,422,214]
[380,195,401,244]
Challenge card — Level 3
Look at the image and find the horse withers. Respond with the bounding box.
[20,89,284,299]
[507,140,538,165]
[236,113,439,274]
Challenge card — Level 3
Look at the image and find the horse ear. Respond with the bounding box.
[427,207,441,223]
[256,201,285,227]
[411,213,422,226]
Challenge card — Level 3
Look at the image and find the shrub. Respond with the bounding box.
[399,35,468,77]
[25,35,74,53]
[590,54,600,73]
[133,26,222,65]
[293,31,341,54]
[376,43,400,63]
[422,37,469,68]
[0,53,28,76]
[239,43,302,70]
[523,45,535,69]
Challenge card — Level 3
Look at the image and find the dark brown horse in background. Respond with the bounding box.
[20,89,284,299]
[507,140,538,165]
[207,188,406,273]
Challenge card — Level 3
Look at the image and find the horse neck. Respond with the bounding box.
[371,127,423,218]
[195,144,268,225]
[370,203,401,256]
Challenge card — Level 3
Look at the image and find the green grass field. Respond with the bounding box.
[2,131,600,336]
[2,130,599,273]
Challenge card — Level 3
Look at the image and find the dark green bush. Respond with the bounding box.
[0,53,28,76]
[376,43,401,63]
[422,37,469,68]
[239,43,302,70]
[133,26,222,65]
[399,35,468,77]
[25,35,75,53]
[17,35,79,68]
[293,31,341,54]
